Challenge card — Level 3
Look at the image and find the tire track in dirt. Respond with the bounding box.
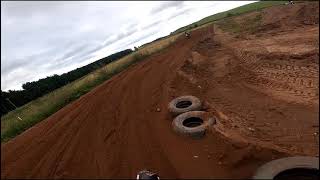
[2,3,318,178]
[173,22,318,156]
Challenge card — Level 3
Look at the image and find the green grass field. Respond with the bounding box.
[1,1,288,143]
[172,1,286,35]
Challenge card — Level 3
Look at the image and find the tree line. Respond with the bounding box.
[1,49,133,116]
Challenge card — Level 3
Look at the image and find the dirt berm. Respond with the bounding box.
[1,2,319,179]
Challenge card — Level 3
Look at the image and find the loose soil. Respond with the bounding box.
[2,2,319,179]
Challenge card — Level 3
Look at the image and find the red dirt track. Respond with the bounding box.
[2,2,319,179]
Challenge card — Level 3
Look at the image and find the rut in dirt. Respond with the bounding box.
[2,2,319,179]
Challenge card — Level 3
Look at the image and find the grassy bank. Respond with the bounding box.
[1,33,181,143]
[172,1,286,35]
[216,12,263,34]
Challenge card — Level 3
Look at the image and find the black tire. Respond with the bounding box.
[253,156,319,179]
[168,96,202,116]
[172,111,216,138]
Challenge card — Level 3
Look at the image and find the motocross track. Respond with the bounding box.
[2,2,319,179]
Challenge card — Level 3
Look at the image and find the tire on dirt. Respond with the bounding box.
[168,96,202,116]
[253,156,319,179]
[172,111,215,138]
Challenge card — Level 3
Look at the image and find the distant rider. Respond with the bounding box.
[185,31,190,39]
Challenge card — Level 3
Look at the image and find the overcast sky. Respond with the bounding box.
[1,1,254,91]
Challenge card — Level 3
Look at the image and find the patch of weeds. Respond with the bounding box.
[217,18,241,34]
[243,13,263,34]
[217,12,263,35]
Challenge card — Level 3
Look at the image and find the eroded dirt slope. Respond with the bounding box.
[1,2,319,179]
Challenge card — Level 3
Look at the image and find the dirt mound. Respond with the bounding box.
[173,4,319,157]
[258,1,319,32]
[1,2,319,179]
[295,3,319,25]
[228,2,319,36]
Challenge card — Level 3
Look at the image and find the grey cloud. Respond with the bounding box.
[122,29,158,48]
[142,20,163,31]
[2,70,35,90]
[2,1,64,18]
[48,42,105,70]
[167,7,193,21]
[123,21,140,30]
[2,40,102,78]
[116,27,138,41]
[54,43,90,63]
[2,1,246,90]
[1,1,180,90]
[2,47,97,91]
[101,26,139,47]
[150,1,185,14]
[64,44,103,62]
[1,50,52,75]
[102,36,119,47]
[1,58,28,75]
[52,53,96,72]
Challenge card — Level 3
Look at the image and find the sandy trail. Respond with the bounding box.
[2,2,319,179]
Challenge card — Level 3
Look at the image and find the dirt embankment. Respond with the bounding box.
[1,2,319,179]
[258,1,319,32]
